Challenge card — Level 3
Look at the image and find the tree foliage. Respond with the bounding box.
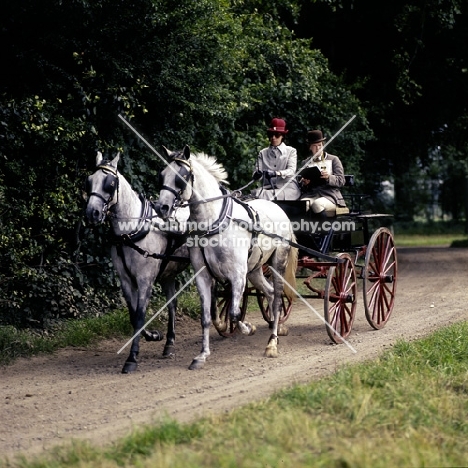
[0,0,370,327]
[5,0,465,328]
[296,0,468,220]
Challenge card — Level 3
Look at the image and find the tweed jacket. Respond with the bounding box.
[300,153,346,207]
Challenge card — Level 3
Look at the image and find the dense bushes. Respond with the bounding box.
[0,0,370,328]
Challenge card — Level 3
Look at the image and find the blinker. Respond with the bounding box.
[103,174,117,193]
[175,164,190,190]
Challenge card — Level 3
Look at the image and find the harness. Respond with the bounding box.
[86,163,190,281]
[111,195,188,261]
[86,163,119,219]
[162,157,344,265]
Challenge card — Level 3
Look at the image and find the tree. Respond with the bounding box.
[0,0,370,327]
[295,0,468,220]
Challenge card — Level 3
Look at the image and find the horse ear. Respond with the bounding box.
[111,152,120,167]
[96,151,103,166]
[162,146,171,158]
[183,145,191,160]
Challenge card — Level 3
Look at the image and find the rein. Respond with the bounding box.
[178,179,256,207]
[163,158,342,263]
[229,198,344,264]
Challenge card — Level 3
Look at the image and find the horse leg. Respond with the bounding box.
[122,304,144,373]
[264,254,288,358]
[116,263,144,374]
[121,277,158,373]
[210,282,228,333]
[160,279,176,358]
[189,273,215,370]
[228,276,256,336]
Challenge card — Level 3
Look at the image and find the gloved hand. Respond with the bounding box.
[252,170,263,181]
[264,170,276,180]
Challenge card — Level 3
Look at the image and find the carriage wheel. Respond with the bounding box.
[215,283,250,337]
[324,253,357,343]
[363,227,398,329]
[256,292,293,325]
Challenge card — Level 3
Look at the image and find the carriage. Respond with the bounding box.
[213,175,397,345]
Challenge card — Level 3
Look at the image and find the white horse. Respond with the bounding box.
[154,146,298,370]
[85,152,190,373]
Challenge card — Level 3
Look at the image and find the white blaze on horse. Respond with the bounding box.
[84,151,190,373]
[154,146,298,370]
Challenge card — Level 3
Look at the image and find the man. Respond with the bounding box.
[251,117,301,200]
[299,129,347,216]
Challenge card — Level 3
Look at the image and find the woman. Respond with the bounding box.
[299,129,347,216]
[251,118,301,201]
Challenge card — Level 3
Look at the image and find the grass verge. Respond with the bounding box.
[394,220,468,247]
[0,309,132,366]
[395,233,468,247]
[0,286,202,366]
[2,321,467,468]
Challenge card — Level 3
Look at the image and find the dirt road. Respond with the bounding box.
[1,247,468,460]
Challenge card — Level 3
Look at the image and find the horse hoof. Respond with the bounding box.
[278,324,289,336]
[237,321,256,336]
[264,334,278,358]
[122,361,138,373]
[188,359,204,370]
[144,330,163,342]
[213,320,228,334]
[264,347,278,358]
[163,345,175,359]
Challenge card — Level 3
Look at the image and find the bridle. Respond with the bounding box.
[159,158,193,208]
[86,163,119,219]
[160,157,247,209]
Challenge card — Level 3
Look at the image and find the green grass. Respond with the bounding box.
[0,285,204,366]
[3,321,467,468]
[394,220,468,247]
[0,309,133,366]
[395,233,468,247]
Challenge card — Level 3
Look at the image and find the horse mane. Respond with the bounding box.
[190,152,230,185]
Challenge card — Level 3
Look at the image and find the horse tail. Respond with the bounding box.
[283,233,298,302]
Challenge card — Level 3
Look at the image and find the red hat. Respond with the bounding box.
[267,118,288,134]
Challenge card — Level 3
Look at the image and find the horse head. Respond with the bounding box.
[155,145,193,219]
[85,151,120,225]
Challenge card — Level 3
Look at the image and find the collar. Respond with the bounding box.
[313,151,328,162]
[270,142,286,155]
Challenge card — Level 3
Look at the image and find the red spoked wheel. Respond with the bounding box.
[363,227,398,329]
[215,282,250,337]
[256,292,293,325]
[324,253,357,343]
[256,264,293,325]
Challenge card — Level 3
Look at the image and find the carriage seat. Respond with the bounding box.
[327,175,354,215]
[272,175,355,218]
